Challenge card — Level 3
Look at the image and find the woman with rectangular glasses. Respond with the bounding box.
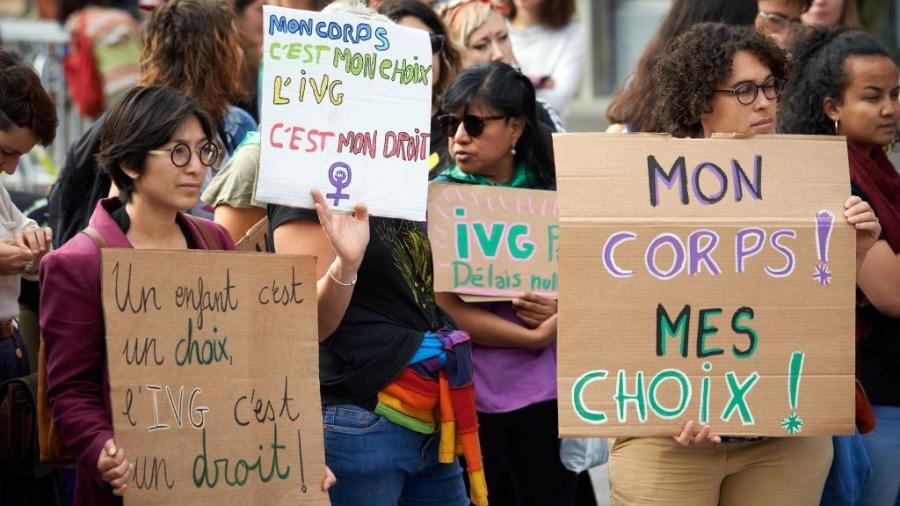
[605,22,881,506]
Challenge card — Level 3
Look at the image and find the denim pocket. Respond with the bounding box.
[323,403,386,435]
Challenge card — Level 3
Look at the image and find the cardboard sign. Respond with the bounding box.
[428,183,558,298]
[102,250,328,505]
[255,6,431,221]
[555,134,855,437]
[235,218,271,253]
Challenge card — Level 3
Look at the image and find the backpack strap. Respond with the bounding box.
[81,226,108,249]
[186,215,222,251]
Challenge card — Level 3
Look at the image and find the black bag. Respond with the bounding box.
[0,373,37,468]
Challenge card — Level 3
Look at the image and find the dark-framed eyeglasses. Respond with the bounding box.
[714,77,784,106]
[438,113,507,138]
[147,142,219,168]
[757,10,802,29]
[430,33,445,54]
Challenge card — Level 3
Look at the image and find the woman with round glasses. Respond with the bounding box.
[432,62,578,506]
[779,27,900,506]
[39,86,235,506]
[602,23,881,506]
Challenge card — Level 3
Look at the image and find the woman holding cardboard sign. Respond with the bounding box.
[268,2,486,505]
[778,27,900,506]
[431,62,582,506]
[600,23,882,506]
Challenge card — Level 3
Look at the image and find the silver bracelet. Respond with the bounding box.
[327,266,357,287]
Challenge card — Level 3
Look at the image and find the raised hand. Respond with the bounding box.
[311,188,370,273]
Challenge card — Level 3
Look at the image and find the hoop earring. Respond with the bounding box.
[834,119,840,133]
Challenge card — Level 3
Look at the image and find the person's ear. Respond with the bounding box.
[120,163,140,181]
[823,96,842,123]
[508,116,525,145]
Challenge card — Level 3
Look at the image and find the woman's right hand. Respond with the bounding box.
[311,189,369,273]
[97,439,132,496]
[0,239,34,275]
[529,313,558,348]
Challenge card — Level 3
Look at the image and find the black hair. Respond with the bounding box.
[96,86,216,202]
[442,62,555,188]
[778,27,890,135]
[653,22,789,138]
[0,48,58,146]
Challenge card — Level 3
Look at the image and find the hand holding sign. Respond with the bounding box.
[311,188,369,273]
[844,196,881,259]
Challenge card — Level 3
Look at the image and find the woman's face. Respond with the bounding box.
[828,55,900,153]
[128,116,211,212]
[236,0,266,48]
[397,15,440,91]
[447,101,523,182]
[802,0,844,27]
[700,50,778,137]
[464,10,514,66]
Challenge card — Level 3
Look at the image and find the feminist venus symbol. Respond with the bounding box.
[326,162,352,206]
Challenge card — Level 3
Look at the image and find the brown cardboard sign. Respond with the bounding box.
[235,217,271,253]
[428,183,558,298]
[102,250,328,505]
[555,134,855,437]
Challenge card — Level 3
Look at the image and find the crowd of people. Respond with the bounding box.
[0,0,898,505]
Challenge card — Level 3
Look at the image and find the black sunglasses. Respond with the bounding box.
[438,113,507,137]
[430,33,445,54]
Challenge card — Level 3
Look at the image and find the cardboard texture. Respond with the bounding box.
[255,6,431,221]
[554,134,855,437]
[102,250,327,505]
[428,183,559,298]
[235,217,270,253]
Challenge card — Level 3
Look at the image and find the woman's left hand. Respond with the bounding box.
[845,196,881,258]
[512,292,558,328]
[322,465,336,491]
[673,420,721,447]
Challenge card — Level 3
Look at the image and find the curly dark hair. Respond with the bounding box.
[442,62,555,188]
[652,22,788,138]
[605,0,758,132]
[778,28,889,136]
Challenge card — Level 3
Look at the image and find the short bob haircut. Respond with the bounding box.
[507,0,576,30]
[378,0,463,111]
[140,0,246,122]
[778,28,889,136]
[96,86,216,203]
[442,62,555,189]
[0,49,58,146]
[652,22,789,138]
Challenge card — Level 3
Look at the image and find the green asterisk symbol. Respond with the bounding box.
[781,412,804,434]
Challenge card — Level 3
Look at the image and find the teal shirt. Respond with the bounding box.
[432,163,552,190]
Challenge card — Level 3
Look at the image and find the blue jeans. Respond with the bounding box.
[859,405,900,506]
[323,403,468,506]
[0,326,30,382]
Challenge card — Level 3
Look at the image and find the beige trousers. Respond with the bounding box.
[608,436,833,506]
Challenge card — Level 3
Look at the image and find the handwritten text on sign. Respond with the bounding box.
[256,6,431,221]
[555,134,855,437]
[428,183,558,298]
[102,250,327,505]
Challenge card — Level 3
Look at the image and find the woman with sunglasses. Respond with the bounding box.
[602,23,881,506]
[432,62,584,506]
[779,27,900,506]
[439,0,565,134]
[378,0,463,177]
[38,86,236,506]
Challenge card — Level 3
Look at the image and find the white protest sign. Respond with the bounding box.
[256,5,432,221]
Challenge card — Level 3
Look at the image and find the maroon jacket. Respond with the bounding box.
[39,198,234,505]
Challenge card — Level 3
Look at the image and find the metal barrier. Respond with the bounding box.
[0,18,91,194]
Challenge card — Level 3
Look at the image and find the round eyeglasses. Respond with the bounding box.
[714,78,784,106]
[147,142,219,168]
